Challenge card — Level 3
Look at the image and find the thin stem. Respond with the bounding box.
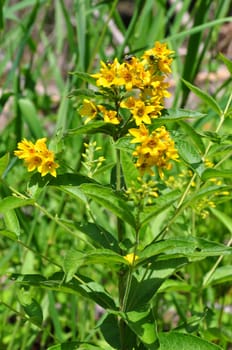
[116,148,123,245]
[203,236,232,288]
[9,186,95,249]
[121,267,133,312]
[1,301,58,343]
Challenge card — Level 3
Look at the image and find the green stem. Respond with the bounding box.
[203,236,232,288]
[9,186,95,249]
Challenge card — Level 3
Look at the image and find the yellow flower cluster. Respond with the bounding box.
[129,124,179,176]
[14,138,59,177]
[78,41,178,176]
[79,41,173,126]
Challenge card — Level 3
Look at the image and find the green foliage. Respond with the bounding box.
[1,1,232,350]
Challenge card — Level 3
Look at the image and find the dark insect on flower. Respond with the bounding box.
[149,54,158,62]
[124,54,134,63]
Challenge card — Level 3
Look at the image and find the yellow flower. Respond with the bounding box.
[79,99,98,124]
[131,126,179,175]
[142,41,174,74]
[98,105,120,125]
[131,100,156,126]
[38,158,59,177]
[14,138,59,177]
[124,253,139,265]
[120,96,137,109]
[14,139,36,159]
[129,124,150,143]
[24,155,43,172]
[91,58,120,88]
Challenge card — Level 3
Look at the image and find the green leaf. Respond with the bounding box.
[69,70,97,85]
[63,248,127,281]
[18,98,44,139]
[100,314,121,350]
[17,288,43,326]
[47,342,80,350]
[67,88,96,99]
[0,229,18,241]
[182,185,231,210]
[66,121,115,136]
[139,237,232,263]
[201,168,232,181]
[159,331,223,350]
[125,308,159,349]
[0,92,14,111]
[12,272,117,310]
[127,258,188,310]
[182,80,222,115]
[218,52,232,75]
[158,108,205,122]
[48,342,106,350]
[207,265,232,285]
[0,196,34,213]
[210,207,232,234]
[115,136,135,153]
[0,153,9,178]
[80,183,136,228]
[176,139,204,175]
[48,173,96,186]
[3,210,20,237]
[74,223,120,252]
[178,121,205,154]
[120,149,140,189]
[141,190,180,227]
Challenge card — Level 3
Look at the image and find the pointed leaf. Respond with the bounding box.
[218,52,232,75]
[120,149,140,189]
[207,265,232,285]
[66,121,115,136]
[63,248,127,281]
[17,289,43,326]
[178,120,205,154]
[182,80,222,115]
[141,190,180,227]
[182,185,231,210]
[125,308,159,349]
[159,331,223,350]
[0,229,18,241]
[157,108,205,123]
[3,210,20,237]
[48,342,105,350]
[12,272,116,310]
[67,88,96,99]
[74,223,120,252]
[18,98,44,139]
[127,258,188,310]
[115,136,135,153]
[100,314,121,349]
[201,168,232,181]
[176,139,204,175]
[69,70,96,85]
[48,173,96,186]
[0,153,9,178]
[210,208,232,234]
[0,196,34,213]
[139,237,232,263]
[80,183,136,227]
